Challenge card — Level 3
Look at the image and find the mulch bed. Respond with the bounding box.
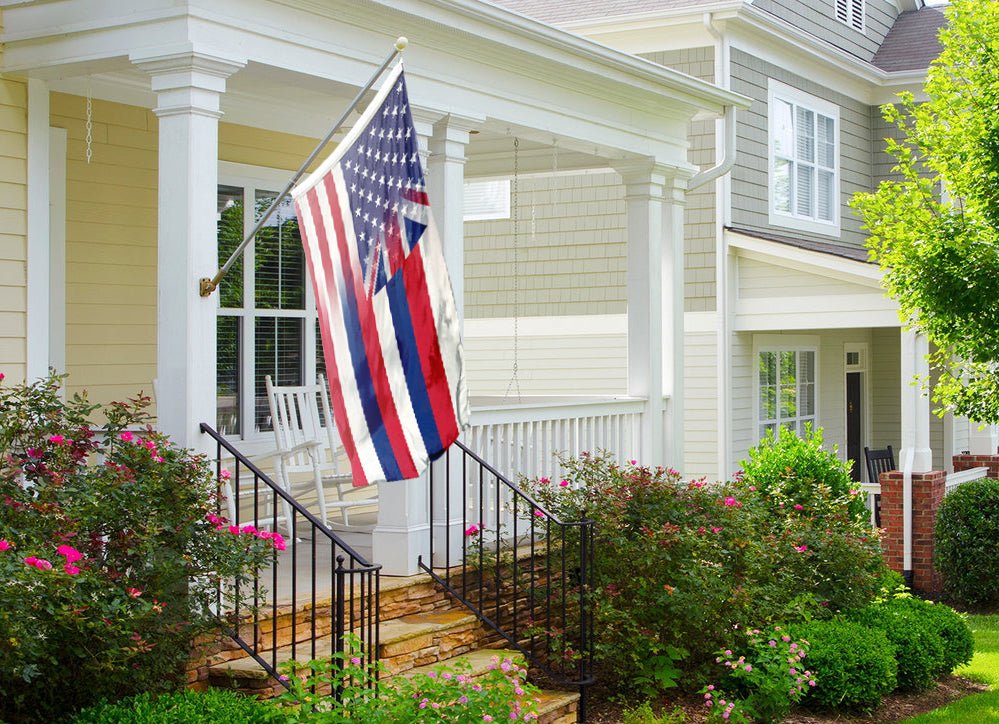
[585,675,989,722]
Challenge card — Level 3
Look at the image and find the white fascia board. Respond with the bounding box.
[734,308,901,331]
[727,229,885,288]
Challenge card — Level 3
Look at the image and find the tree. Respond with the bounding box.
[853,0,999,423]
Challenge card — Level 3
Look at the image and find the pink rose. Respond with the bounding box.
[48,435,65,445]
[119,431,134,442]
[64,564,81,575]
[127,587,143,598]
[559,479,570,487]
[57,545,83,563]
[0,540,11,551]
[464,523,480,537]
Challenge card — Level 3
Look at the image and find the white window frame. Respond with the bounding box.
[464,178,511,221]
[217,161,319,453]
[835,0,866,33]
[767,80,841,237]
[753,334,820,442]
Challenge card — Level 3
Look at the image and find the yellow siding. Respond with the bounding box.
[51,93,321,408]
[0,76,26,383]
[683,331,719,480]
[51,92,158,406]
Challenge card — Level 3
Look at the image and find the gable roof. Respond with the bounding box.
[486,0,714,25]
[872,6,948,71]
[726,227,872,264]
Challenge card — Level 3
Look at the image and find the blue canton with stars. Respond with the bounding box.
[339,73,428,298]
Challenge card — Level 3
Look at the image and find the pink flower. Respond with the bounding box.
[0,372,5,381]
[31,558,52,570]
[153,456,164,463]
[558,479,570,487]
[119,431,134,442]
[534,509,544,518]
[0,540,11,551]
[240,525,257,535]
[748,485,757,491]
[57,545,83,563]
[464,523,480,537]
[272,534,287,551]
[256,530,273,540]
[724,496,738,507]
[629,459,637,465]
[351,656,361,666]
[64,564,81,575]
[711,526,723,534]
[794,544,808,552]
[220,469,232,480]
[48,435,65,445]
[483,717,493,723]
[745,664,752,672]
[228,525,240,535]
[794,503,804,511]
[26,448,42,459]
[538,477,550,485]
[127,587,143,598]
[23,556,38,566]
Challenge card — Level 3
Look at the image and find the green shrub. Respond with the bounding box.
[740,425,868,522]
[519,439,885,695]
[848,598,947,691]
[73,690,281,723]
[791,619,896,711]
[935,478,999,606]
[620,702,685,724]
[907,599,974,675]
[0,375,276,722]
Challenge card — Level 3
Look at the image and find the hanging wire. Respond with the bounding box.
[85,80,93,164]
[504,137,523,403]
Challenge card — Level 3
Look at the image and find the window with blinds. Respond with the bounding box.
[216,182,317,438]
[835,0,865,32]
[464,179,510,221]
[769,80,840,234]
[758,349,817,440]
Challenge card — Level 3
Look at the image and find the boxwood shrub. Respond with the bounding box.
[848,597,947,691]
[73,690,281,723]
[909,599,975,675]
[790,619,897,711]
[935,478,999,606]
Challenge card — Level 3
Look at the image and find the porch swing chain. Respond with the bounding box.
[503,137,523,403]
[85,80,93,165]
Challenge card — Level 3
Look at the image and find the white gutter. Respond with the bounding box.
[902,447,914,585]
[689,103,736,190]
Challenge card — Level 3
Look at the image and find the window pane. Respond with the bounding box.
[759,351,777,386]
[818,169,835,221]
[800,382,815,416]
[818,115,836,168]
[761,423,777,439]
[760,385,777,423]
[255,191,305,310]
[774,159,792,213]
[781,384,797,419]
[800,351,816,383]
[773,99,795,158]
[796,107,815,163]
[796,165,814,217]
[316,322,327,384]
[255,317,304,432]
[217,315,241,435]
[217,186,244,309]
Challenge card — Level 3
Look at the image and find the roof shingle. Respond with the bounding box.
[872,6,947,72]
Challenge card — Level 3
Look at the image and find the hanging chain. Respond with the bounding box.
[504,137,522,403]
[85,80,93,164]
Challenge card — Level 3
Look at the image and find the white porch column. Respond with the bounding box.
[618,161,689,469]
[426,113,481,567]
[899,328,932,583]
[26,79,50,381]
[132,50,244,450]
[969,422,999,455]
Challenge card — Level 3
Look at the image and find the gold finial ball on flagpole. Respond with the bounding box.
[395,37,408,51]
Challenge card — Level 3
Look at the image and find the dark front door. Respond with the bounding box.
[847,372,862,481]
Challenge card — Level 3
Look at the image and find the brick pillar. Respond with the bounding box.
[879,469,946,594]
[952,453,999,478]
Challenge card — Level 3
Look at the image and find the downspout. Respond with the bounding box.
[902,447,914,588]
[694,12,735,481]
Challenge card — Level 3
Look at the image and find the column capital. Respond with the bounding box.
[131,46,246,119]
[614,158,694,201]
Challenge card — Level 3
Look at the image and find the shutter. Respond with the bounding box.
[850,0,865,30]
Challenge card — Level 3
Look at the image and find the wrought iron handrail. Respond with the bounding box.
[419,439,594,720]
[200,423,381,691]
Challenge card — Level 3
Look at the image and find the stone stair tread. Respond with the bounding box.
[535,689,581,717]
[393,648,525,680]
[209,610,479,681]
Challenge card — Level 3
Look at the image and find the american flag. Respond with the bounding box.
[292,63,468,487]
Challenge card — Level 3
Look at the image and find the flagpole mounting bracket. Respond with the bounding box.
[199,277,217,297]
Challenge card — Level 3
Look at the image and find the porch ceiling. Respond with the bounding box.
[0,0,748,170]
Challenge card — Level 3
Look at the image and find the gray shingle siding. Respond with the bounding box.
[751,0,897,62]
[642,47,718,313]
[730,47,872,251]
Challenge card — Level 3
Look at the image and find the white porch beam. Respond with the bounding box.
[132,49,245,450]
[26,78,50,382]
[618,160,691,469]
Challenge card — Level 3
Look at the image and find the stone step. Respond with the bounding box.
[395,647,526,680]
[536,689,581,724]
[207,609,484,695]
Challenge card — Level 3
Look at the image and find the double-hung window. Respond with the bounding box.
[757,346,817,440]
[768,80,839,235]
[216,165,325,441]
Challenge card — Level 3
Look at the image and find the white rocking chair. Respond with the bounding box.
[265,374,378,529]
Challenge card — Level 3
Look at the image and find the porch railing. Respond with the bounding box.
[468,396,645,483]
[200,423,381,690]
[420,441,594,720]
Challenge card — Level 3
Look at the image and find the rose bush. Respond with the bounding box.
[0,374,276,722]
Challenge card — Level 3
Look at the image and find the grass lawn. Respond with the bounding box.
[903,614,999,722]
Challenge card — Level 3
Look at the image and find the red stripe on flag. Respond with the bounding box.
[402,243,460,447]
[322,173,419,479]
[298,192,370,487]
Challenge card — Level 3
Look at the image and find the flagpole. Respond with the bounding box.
[200,36,409,297]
